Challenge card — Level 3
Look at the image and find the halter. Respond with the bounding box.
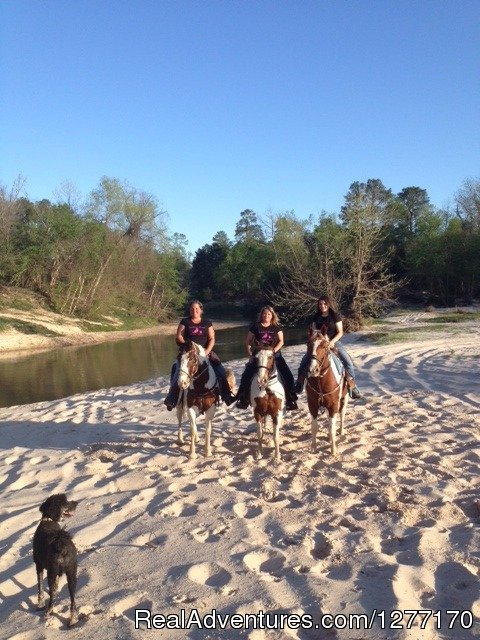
[255,349,278,382]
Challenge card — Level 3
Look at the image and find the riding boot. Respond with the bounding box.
[164,385,180,411]
[235,380,250,410]
[294,373,305,394]
[285,388,298,411]
[346,376,361,400]
[220,376,235,406]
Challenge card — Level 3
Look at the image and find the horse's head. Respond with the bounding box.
[178,341,206,389]
[254,344,276,388]
[307,332,330,377]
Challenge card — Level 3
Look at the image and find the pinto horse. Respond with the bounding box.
[306,332,349,455]
[250,345,285,462]
[176,341,219,459]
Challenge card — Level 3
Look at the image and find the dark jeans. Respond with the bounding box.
[239,352,295,393]
[298,341,355,380]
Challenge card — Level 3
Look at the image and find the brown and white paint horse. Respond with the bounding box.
[177,341,219,459]
[250,345,285,462]
[306,332,349,455]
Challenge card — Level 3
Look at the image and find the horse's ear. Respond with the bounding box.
[180,340,192,353]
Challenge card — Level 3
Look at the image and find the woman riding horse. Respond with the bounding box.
[235,305,298,411]
[164,300,235,409]
[295,295,361,399]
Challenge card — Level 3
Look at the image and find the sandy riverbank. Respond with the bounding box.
[0,317,479,639]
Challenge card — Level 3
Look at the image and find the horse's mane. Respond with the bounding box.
[180,340,207,359]
[308,331,329,350]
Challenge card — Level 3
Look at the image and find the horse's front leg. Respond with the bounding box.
[176,403,184,445]
[204,404,216,458]
[329,414,338,455]
[339,394,349,436]
[254,413,264,460]
[311,416,319,453]
[188,408,198,459]
[272,414,282,462]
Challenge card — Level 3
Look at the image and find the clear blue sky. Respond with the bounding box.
[1,1,479,254]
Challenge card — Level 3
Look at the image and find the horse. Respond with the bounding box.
[250,345,286,462]
[176,341,219,459]
[306,332,349,455]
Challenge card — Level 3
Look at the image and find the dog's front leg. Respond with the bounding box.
[36,568,45,609]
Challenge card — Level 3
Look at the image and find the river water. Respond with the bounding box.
[0,325,307,409]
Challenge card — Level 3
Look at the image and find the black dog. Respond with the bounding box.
[33,494,79,626]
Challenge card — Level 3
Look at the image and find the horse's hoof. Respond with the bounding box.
[204,449,211,458]
[177,438,184,446]
[189,453,198,460]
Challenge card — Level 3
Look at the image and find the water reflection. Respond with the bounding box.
[0,325,306,408]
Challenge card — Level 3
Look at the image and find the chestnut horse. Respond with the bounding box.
[250,345,285,462]
[177,341,219,459]
[306,333,349,455]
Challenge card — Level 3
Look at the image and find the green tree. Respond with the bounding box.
[234,209,265,242]
[455,177,480,231]
[339,180,396,319]
[190,241,229,300]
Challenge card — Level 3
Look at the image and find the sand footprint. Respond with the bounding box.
[233,502,263,519]
[187,562,232,588]
[163,501,198,518]
[109,593,153,620]
[309,532,333,560]
[8,475,39,491]
[190,518,231,543]
[243,549,287,582]
[29,455,49,465]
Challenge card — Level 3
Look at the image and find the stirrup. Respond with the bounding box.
[349,386,361,400]
[164,399,176,411]
[236,397,249,410]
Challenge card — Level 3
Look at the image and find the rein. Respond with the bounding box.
[179,351,218,398]
[307,346,342,401]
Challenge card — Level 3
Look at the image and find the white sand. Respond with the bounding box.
[0,324,479,639]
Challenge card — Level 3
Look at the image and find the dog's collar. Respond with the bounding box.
[41,516,54,522]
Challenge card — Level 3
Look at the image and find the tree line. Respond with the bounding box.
[0,177,189,321]
[1,175,479,325]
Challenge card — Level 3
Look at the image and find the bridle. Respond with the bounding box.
[179,351,203,382]
[306,340,341,399]
[178,346,217,395]
[255,348,277,383]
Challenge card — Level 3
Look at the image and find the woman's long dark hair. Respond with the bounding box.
[317,295,337,315]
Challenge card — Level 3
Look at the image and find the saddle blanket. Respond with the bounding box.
[330,351,344,384]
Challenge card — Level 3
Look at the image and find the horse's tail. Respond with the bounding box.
[225,368,236,394]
